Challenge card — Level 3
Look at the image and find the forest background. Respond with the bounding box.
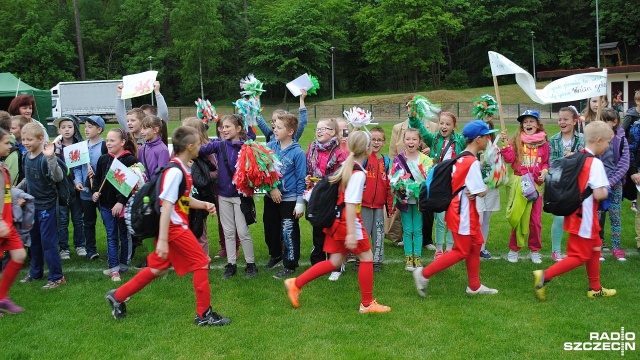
[1,0,639,106]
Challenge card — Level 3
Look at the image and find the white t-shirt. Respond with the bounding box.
[158,159,191,229]
[454,160,487,235]
[578,155,609,238]
[344,171,366,204]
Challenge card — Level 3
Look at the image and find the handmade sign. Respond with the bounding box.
[120,71,158,99]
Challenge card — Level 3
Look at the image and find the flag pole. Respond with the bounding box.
[97,176,108,194]
[88,163,93,188]
[492,76,507,130]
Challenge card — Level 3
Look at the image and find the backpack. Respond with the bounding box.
[25,155,75,207]
[305,164,363,228]
[419,151,473,213]
[125,162,186,239]
[1,145,24,186]
[543,152,594,216]
[189,155,217,238]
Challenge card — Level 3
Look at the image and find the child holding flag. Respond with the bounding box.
[92,128,138,281]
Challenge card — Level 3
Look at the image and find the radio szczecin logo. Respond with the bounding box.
[564,327,635,356]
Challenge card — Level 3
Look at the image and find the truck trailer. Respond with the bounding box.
[51,80,131,121]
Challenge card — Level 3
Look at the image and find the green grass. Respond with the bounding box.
[5,122,639,359]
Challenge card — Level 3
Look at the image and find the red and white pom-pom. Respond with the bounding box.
[232,140,282,197]
[343,106,374,128]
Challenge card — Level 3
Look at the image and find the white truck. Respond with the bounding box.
[50,80,131,121]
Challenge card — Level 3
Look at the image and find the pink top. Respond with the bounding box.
[501,142,550,185]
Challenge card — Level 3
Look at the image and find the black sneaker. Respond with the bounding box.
[134,261,147,270]
[265,257,282,269]
[194,307,231,326]
[88,253,100,261]
[221,263,237,279]
[373,263,382,272]
[245,263,258,278]
[353,260,360,272]
[273,267,295,280]
[105,289,127,320]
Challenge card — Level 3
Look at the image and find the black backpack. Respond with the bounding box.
[543,152,594,216]
[188,155,217,238]
[419,151,473,213]
[125,162,186,239]
[26,155,75,206]
[306,164,363,228]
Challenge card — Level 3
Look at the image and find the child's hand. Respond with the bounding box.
[75,183,84,191]
[300,88,307,99]
[16,198,25,206]
[156,239,169,259]
[464,189,477,201]
[43,142,55,156]
[293,203,304,219]
[153,81,161,94]
[538,170,547,183]
[112,203,123,217]
[270,188,282,203]
[631,173,640,185]
[421,147,431,156]
[345,234,357,250]
[205,202,217,216]
[92,192,100,202]
[117,83,123,96]
[87,167,94,178]
[0,220,9,237]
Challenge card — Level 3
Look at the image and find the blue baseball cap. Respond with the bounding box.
[462,120,498,140]
[86,115,106,130]
[517,109,540,123]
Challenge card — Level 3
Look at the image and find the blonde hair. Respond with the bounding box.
[404,127,422,141]
[126,108,145,121]
[328,131,370,188]
[317,118,340,141]
[21,122,45,139]
[278,113,299,134]
[511,117,547,164]
[182,117,210,145]
[584,120,614,144]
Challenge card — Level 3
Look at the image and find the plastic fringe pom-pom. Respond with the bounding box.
[308,74,320,95]
[195,98,218,126]
[232,140,282,197]
[410,95,441,120]
[233,96,261,132]
[471,94,499,120]
[482,134,509,189]
[240,74,266,98]
[343,107,374,129]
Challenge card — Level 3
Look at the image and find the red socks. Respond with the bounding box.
[193,269,211,317]
[0,259,23,299]
[295,260,336,288]
[586,251,602,290]
[544,256,583,281]
[358,261,373,307]
[114,267,158,302]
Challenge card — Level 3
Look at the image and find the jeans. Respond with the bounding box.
[29,207,63,281]
[81,199,100,257]
[263,197,300,270]
[58,193,86,251]
[100,206,130,270]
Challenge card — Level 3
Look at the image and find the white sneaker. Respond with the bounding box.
[466,284,498,295]
[425,244,436,251]
[60,250,70,260]
[328,264,345,281]
[412,268,429,297]
[507,251,519,263]
[103,267,119,276]
[529,251,542,264]
[76,247,87,256]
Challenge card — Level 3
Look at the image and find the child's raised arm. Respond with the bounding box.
[294,90,308,142]
[43,142,64,182]
[408,115,436,147]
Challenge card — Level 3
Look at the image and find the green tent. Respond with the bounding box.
[0,72,52,127]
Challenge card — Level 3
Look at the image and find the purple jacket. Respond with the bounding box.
[199,139,244,197]
[139,137,170,180]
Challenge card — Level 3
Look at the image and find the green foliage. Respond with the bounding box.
[443,69,470,89]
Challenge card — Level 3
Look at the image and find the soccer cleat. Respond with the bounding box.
[359,299,391,314]
[76,247,87,257]
[245,263,258,279]
[284,278,301,308]
[551,251,564,262]
[105,289,127,320]
[59,250,70,260]
[0,297,24,314]
[507,250,519,263]
[194,307,231,326]
[272,268,295,280]
[433,250,444,261]
[412,268,429,298]
[532,270,546,301]
[612,248,626,262]
[466,284,498,295]
[404,256,415,271]
[587,287,617,298]
[42,277,66,290]
[221,263,237,279]
[479,249,492,259]
[264,257,282,269]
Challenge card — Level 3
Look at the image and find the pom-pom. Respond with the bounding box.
[232,140,282,197]
[343,107,374,129]
[240,74,266,98]
[409,95,441,120]
[128,163,148,193]
[481,134,509,188]
[471,94,499,120]
[389,159,432,207]
[308,74,320,95]
[233,96,261,132]
[195,98,218,128]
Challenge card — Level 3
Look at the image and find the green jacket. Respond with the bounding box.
[408,116,466,162]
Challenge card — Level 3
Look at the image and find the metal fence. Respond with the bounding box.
[168,102,560,123]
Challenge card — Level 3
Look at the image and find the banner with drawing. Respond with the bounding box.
[488,51,607,104]
[120,71,158,100]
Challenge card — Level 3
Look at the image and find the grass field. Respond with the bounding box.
[4,122,639,359]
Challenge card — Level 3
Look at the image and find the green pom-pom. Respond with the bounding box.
[308,74,320,95]
[410,95,441,120]
[471,94,499,119]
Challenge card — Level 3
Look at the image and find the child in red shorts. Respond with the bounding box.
[285,131,391,313]
[413,120,499,297]
[105,126,231,326]
[0,128,27,315]
[533,121,616,300]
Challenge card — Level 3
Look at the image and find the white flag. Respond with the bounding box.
[488,51,607,104]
